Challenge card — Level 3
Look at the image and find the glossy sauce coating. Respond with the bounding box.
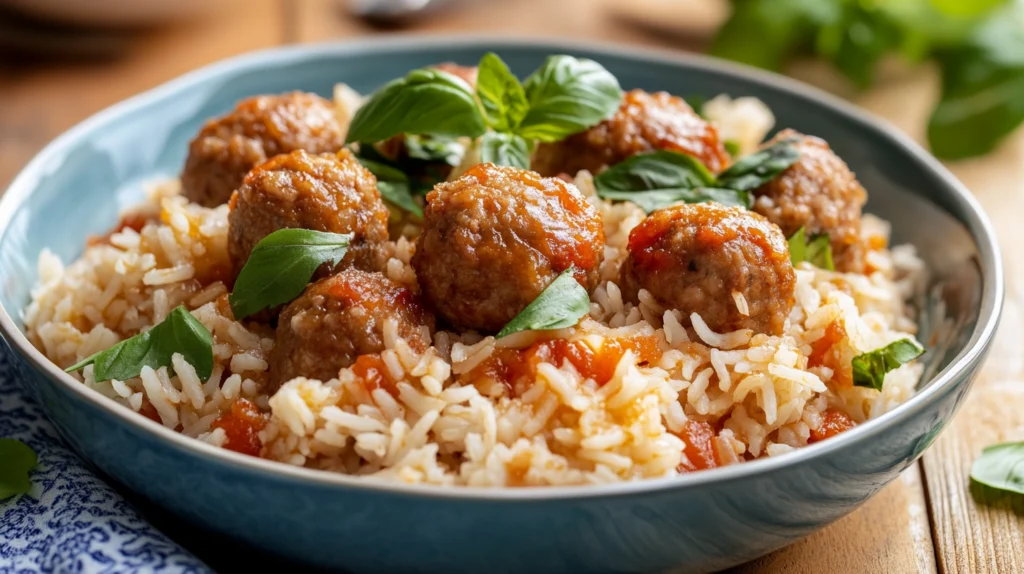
[620,203,796,335]
[752,129,868,272]
[182,92,346,207]
[227,149,391,280]
[268,269,434,389]
[532,89,730,177]
[412,163,605,333]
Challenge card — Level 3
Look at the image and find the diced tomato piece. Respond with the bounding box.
[809,409,856,443]
[211,398,267,457]
[352,354,399,397]
[676,420,719,472]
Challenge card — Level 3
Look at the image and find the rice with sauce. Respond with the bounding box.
[23,94,926,487]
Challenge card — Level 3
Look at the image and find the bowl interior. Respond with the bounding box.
[0,39,989,421]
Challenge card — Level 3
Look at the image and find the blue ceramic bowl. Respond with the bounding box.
[0,37,1003,573]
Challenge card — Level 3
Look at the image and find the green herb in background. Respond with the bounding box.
[65,306,214,383]
[851,339,926,390]
[404,134,465,166]
[497,267,591,338]
[479,132,532,170]
[711,0,1024,159]
[357,157,423,217]
[787,227,835,270]
[228,229,352,320]
[0,439,37,501]
[970,441,1024,496]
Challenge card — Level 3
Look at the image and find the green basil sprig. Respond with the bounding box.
[0,438,37,501]
[345,69,487,144]
[357,157,423,217]
[346,52,622,174]
[788,227,835,271]
[851,339,925,390]
[497,267,591,338]
[65,305,214,383]
[716,136,801,190]
[479,132,532,170]
[404,134,465,166]
[229,229,351,320]
[971,442,1024,496]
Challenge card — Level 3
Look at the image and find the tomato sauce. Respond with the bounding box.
[87,213,152,246]
[211,398,267,457]
[470,334,662,392]
[809,409,856,443]
[676,420,719,472]
[352,354,399,397]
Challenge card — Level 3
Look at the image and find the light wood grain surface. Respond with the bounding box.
[0,0,1021,572]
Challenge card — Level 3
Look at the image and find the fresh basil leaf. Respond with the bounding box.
[357,157,423,217]
[65,306,214,383]
[928,7,1024,159]
[724,139,741,158]
[517,55,622,142]
[597,188,751,214]
[0,438,37,501]
[710,0,841,71]
[404,134,465,166]
[229,229,352,319]
[852,338,925,390]
[476,52,529,132]
[479,132,532,169]
[717,137,801,191]
[787,227,835,270]
[497,267,590,338]
[345,68,486,144]
[594,150,717,193]
[971,441,1024,496]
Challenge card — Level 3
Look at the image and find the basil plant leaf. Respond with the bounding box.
[404,134,465,166]
[476,52,529,132]
[928,7,1024,160]
[357,157,423,217]
[970,442,1024,496]
[716,136,801,191]
[0,438,37,501]
[597,188,751,214]
[787,227,835,271]
[497,267,590,339]
[594,150,717,192]
[65,306,214,383]
[345,68,487,144]
[229,229,352,320]
[852,338,925,390]
[517,55,623,142]
[479,132,532,169]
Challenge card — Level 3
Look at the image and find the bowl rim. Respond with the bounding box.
[0,34,1004,502]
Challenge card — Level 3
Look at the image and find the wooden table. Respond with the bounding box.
[1,0,1021,571]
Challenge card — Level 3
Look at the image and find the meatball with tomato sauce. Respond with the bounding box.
[751,130,868,272]
[532,89,730,177]
[412,163,605,333]
[620,203,795,336]
[269,269,434,388]
[227,149,390,277]
[182,92,346,207]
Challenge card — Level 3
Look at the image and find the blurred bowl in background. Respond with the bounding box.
[0,0,232,26]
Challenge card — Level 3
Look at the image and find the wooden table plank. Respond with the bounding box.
[0,0,285,188]
[290,2,939,572]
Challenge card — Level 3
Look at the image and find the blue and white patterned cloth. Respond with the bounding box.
[0,347,212,573]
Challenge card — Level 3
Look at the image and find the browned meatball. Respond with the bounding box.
[532,89,730,177]
[413,163,605,333]
[227,149,390,276]
[620,203,795,336]
[751,130,867,273]
[182,92,346,207]
[269,269,434,388]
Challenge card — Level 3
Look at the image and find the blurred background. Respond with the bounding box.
[1,0,1022,571]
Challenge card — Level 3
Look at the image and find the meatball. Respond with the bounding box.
[269,269,434,388]
[413,163,605,333]
[227,149,390,276]
[620,203,795,336]
[532,89,730,177]
[182,92,346,207]
[751,130,867,272]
